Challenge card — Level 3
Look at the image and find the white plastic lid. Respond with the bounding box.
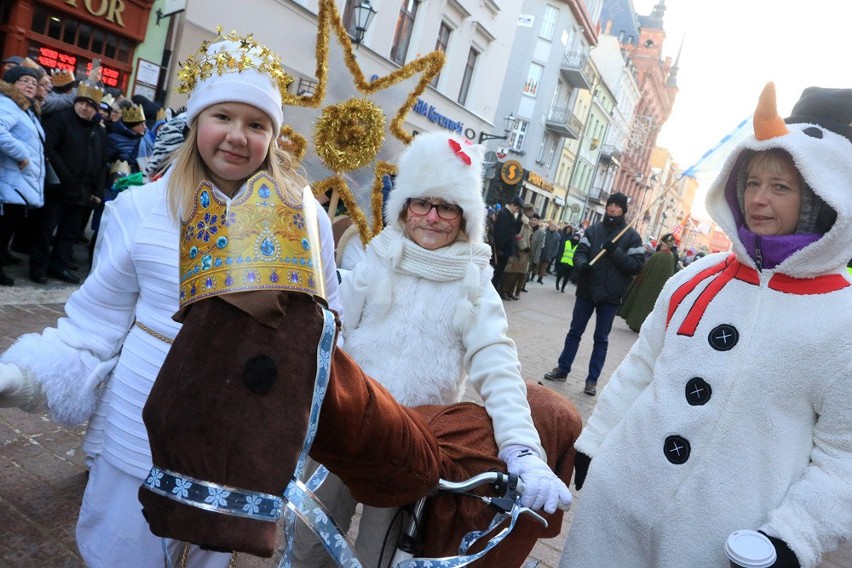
[725,530,778,568]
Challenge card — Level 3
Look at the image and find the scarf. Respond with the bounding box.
[368,227,493,332]
[736,225,821,270]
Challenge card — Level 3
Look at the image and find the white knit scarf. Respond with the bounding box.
[367,227,493,332]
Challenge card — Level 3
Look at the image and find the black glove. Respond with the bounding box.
[603,240,617,254]
[573,451,591,490]
[577,262,592,276]
[759,532,800,568]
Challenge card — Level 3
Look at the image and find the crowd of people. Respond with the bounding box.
[0,54,170,287]
[0,34,850,568]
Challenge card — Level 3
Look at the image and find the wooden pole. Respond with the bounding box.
[327,186,340,222]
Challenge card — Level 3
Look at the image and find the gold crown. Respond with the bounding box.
[176,27,293,101]
[50,69,76,87]
[110,160,130,176]
[179,171,322,308]
[75,81,104,105]
[121,102,146,124]
[101,93,118,111]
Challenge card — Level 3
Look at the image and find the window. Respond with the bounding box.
[546,138,559,167]
[537,134,548,163]
[540,5,559,41]
[509,119,528,152]
[390,0,419,65]
[431,21,451,86]
[297,77,318,97]
[523,63,543,97]
[457,47,478,105]
[31,5,133,64]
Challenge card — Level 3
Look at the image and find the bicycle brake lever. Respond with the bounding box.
[518,507,548,528]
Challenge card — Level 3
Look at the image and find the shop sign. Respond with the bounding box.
[64,0,127,27]
[527,171,554,193]
[500,160,523,185]
[38,46,77,72]
[412,98,464,135]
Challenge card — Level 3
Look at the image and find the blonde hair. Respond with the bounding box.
[166,119,306,220]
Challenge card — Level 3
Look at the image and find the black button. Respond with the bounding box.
[664,435,690,464]
[685,377,712,406]
[708,324,738,351]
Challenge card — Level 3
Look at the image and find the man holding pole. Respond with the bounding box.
[543,193,644,395]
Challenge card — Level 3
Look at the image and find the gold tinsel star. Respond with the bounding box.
[281,0,444,244]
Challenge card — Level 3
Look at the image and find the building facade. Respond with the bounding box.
[483,0,603,219]
[1,0,157,93]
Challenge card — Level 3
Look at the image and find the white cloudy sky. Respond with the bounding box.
[630,0,852,218]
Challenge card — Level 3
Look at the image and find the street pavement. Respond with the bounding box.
[0,249,849,567]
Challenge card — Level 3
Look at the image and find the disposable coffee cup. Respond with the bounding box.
[725,530,777,568]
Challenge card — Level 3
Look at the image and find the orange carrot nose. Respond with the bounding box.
[754,82,789,140]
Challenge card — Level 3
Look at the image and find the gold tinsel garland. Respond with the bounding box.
[281,0,445,244]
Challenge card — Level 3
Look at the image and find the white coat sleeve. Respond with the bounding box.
[760,365,852,568]
[336,247,372,340]
[0,189,150,425]
[573,272,673,457]
[463,280,544,458]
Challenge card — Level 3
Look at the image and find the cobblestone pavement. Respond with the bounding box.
[0,254,849,567]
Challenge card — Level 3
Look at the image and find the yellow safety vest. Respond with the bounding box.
[561,240,577,266]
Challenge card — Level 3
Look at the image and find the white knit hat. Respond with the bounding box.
[385,130,487,242]
[182,36,286,133]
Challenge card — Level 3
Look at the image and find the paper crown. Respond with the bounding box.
[121,102,145,124]
[101,93,118,111]
[50,68,75,87]
[110,160,130,176]
[75,81,104,105]
[179,171,323,309]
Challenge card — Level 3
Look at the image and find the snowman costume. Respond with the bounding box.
[560,84,852,568]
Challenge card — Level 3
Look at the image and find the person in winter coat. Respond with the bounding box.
[0,66,46,285]
[540,221,561,277]
[543,192,644,395]
[559,83,852,568]
[617,232,678,331]
[501,204,534,299]
[527,214,546,284]
[293,131,572,568]
[491,196,523,286]
[107,100,146,174]
[30,81,107,284]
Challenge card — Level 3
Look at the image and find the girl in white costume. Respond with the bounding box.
[293,131,571,568]
[0,33,340,567]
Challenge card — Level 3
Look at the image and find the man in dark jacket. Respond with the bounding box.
[543,193,644,395]
[30,81,107,284]
[490,196,523,287]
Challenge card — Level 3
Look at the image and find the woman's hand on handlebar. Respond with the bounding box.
[499,444,572,514]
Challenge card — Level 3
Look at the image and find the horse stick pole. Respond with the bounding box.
[588,179,684,265]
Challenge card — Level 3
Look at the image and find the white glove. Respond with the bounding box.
[499,444,572,514]
[0,363,43,412]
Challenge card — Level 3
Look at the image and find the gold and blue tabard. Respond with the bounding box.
[179,171,322,308]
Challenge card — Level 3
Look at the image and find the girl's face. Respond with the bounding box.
[196,102,274,195]
[743,152,802,236]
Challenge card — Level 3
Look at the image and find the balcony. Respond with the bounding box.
[545,106,584,139]
[587,186,610,204]
[560,51,594,90]
[599,144,621,160]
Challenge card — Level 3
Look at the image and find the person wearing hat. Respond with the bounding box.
[1,55,24,74]
[107,100,146,173]
[499,203,535,300]
[29,80,107,284]
[293,131,571,567]
[491,194,524,287]
[617,232,678,331]
[558,83,852,568]
[0,65,47,285]
[543,191,644,394]
[40,68,78,117]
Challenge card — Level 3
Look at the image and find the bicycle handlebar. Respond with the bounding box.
[435,471,523,496]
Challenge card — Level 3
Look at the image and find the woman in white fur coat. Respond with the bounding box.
[559,84,852,568]
[293,130,571,568]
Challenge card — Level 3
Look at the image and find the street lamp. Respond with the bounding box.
[479,113,516,144]
[351,1,377,46]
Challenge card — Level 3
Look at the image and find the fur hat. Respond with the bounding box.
[183,37,285,134]
[384,130,487,242]
[606,192,629,214]
[2,65,39,85]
